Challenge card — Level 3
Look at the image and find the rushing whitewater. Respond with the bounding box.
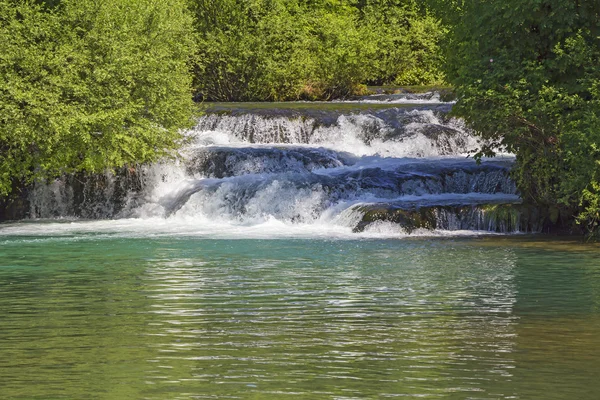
[15,100,528,238]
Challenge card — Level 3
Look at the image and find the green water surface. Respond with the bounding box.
[1,235,600,399]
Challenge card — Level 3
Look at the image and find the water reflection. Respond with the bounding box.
[0,237,599,399]
[134,240,521,398]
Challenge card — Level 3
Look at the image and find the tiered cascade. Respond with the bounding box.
[27,95,538,234]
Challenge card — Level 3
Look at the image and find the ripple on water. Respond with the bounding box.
[0,237,599,399]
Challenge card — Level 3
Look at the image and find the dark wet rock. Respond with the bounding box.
[28,168,145,219]
[351,202,551,234]
[185,146,356,178]
[0,191,29,221]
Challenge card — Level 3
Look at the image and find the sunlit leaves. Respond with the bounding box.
[190,0,446,101]
[430,0,600,234]
[0,0,195,196]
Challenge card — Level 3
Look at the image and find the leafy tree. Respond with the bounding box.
[0,0,195,196]
[429,0,600,233]
[191,0,317,101]
[302,6,374,99]
[190,0,446,101]
[358,0,446,86]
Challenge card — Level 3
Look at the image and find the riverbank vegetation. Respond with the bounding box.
[428,0,600,235]
[190,0,446,101]
[0,0,196,197]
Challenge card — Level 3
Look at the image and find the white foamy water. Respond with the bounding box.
[12,103,522,239]
[0,215,510,242]
[191,109,479,158]
[337,91,453,104]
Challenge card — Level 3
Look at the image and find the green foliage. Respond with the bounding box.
[190,0,314,101]
[481,204,521,232]
[358,0,446,86]
[304,7,374,99]
[0,0,195,196]
[190,0,446,101]
[430,0,600,234]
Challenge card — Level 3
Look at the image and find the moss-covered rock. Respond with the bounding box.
[351,202,564,234]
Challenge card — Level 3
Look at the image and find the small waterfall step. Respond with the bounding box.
[156,155,516,219]
[350,90,450,103]
[194,104,472,157]
[344,194,534,233]
[185,146,356,178]
[19,93,535,235]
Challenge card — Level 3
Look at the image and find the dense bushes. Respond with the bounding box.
[0,0,196,196]
[359,0,446,86]
[190,0,446,101]
[430,0,600,234]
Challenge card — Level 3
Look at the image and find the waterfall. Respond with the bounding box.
[24,99,532,235]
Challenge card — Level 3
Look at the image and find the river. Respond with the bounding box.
[1,235,599,399]
[1,92,599,399]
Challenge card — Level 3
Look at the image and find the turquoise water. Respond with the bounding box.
[1,232,600,399]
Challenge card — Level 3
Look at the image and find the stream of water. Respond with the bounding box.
[1,235,600,399]
[23,95,521,235]
[1,93,598,399]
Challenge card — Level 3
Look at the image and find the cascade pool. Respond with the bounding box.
[1,235,600,399]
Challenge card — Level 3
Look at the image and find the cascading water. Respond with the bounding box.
[24,97,533,237]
